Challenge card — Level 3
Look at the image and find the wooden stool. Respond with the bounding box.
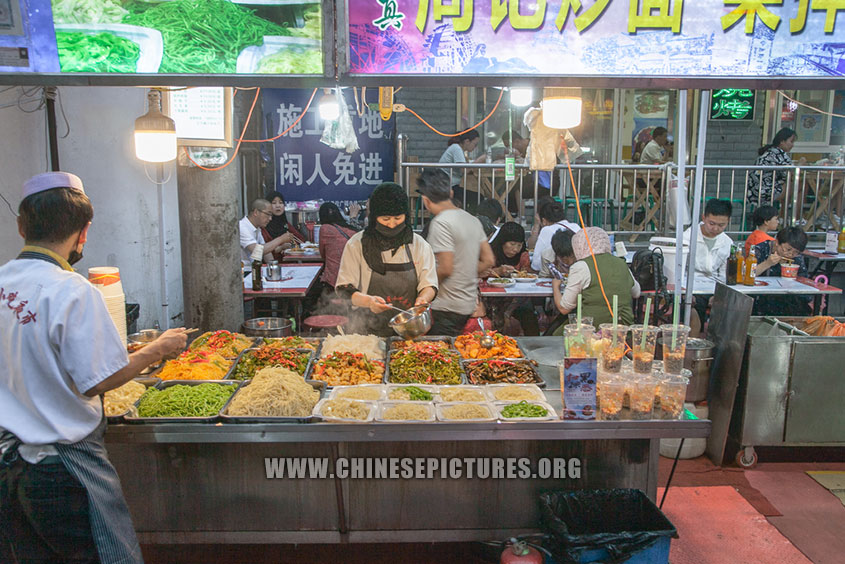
[303,315,348,336]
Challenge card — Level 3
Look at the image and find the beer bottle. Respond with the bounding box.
[745,247,757,286]
[250,246,264,292]
[726,246,738,285]
[737,248,746,284]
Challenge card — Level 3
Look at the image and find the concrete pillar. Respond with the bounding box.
[177,155,243,332]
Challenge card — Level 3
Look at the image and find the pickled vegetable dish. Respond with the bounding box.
[190,330,253,358]
[137,383,235,418]
[233,343,310,380]
[389,341,462,385]
[501,401,549,419]
[455,332,522,359]
[311,352,384,386]
[465,359,539,385]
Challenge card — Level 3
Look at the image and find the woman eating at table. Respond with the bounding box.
[482,222,538,335]
[263,191,306,261]
[551,227,640,334]
[752,227,810,316]
[335,183,438,336]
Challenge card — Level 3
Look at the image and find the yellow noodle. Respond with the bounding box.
[492,386,541,401]
[441,404,491,420]
[104,380,147,416]
[226,367,319,417]
[335,387,381,400]
[382,404,430,421]
[320,399,370,420]
[439,388,485,402]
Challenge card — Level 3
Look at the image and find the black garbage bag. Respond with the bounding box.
[539,489,676,564]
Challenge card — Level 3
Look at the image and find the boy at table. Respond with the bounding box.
[752,227,811,316]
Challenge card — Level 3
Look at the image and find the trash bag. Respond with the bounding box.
[321,88,359,153]
[539,489,676,564]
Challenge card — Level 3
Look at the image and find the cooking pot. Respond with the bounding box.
[241,317,293,338]
[389,304,432,339]
[128,329,163,352]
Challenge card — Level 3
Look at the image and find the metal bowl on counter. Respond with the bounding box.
[241,317,293,338]
[127,329,163,352]
[389,304,432,339]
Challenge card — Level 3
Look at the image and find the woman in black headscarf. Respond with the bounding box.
[485,221,531,278]
[262,191,306,248]
[335,183,438,336]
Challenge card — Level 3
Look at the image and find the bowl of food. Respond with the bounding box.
[488,277,516,288]
[513,271,538,283]
[389,304,432,339]
[781,264,799,278]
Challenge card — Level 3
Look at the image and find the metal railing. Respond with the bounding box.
[398,159,845,239]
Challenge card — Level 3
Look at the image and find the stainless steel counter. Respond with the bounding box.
[106,337,710,545]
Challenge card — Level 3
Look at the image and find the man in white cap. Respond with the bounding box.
[0,172,187,563]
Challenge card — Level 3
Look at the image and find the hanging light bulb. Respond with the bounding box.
[509,87,533,107]
[542,87,582,130]
[319,88,341,121]
[134,89,177,163]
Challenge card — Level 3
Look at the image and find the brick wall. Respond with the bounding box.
[395,88,457,164]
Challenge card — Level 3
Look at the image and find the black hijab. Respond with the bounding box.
[319,202,355,232]
[265,191,289,239]
[362,183,413,275]
[490,221,526,267]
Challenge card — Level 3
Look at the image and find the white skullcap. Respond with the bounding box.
[22,172,85,199]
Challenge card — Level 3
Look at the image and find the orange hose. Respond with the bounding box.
[404,89,505,137]
[184,87,261,171]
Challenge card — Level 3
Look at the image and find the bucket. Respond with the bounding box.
[241,317,292,338]
[661,402,709,459]
[649,237,688,284]
[656,337,713,402]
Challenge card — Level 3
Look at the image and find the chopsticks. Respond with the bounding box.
[185,328,200,334]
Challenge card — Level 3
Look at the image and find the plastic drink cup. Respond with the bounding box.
[567,314,594,328]
[564,324,594,358]
[630,378,658,419]
[599,323,628,373]
[658,375,689,419]
[600,380,625,420]
[660,324,690,375]
[631,326,660,374]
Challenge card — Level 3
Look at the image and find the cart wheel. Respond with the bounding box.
[735,447,758,469]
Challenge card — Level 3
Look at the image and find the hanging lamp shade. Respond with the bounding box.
[134,89,177,163]
[509,87,533,107]
[318,89,340,121]
[542,87,582,130]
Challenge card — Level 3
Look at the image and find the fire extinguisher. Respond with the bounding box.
[500,538,544,564]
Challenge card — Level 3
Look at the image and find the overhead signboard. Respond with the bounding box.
[346,1,845,79]
[710,88,756,121]
[0,0,328,79]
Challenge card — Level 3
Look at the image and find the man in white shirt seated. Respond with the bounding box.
[640,127,671,165]
[239,198,294,266]
[683,198,734,278]
[530,199,580,272]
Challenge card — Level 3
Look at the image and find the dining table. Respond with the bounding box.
[242,263,323,329]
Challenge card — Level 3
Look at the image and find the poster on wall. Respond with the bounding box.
[262,89,395,202]
[2,0,325,76]
[347,1,845,78]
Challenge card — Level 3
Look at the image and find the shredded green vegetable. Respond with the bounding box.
[256,48,321,74]
[137,383,235,418]
[56,31,140,73]
[123,0,291,74]
[501,401,549,419]
[289,7,321,40]
[389,344,462,385]
[51,0,128,24]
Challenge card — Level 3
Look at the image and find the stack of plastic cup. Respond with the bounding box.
[660,324,690,375]
[563,323,594,358]
[88,267,126,345]
[631,325,660,374]
[599,323,628,373]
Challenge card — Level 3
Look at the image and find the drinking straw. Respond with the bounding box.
[612,295,619,348]
[577,294,582,327]
[672,293,681,349]
[640,297,652,350]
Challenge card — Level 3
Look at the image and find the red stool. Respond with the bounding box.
[303,315,348,336]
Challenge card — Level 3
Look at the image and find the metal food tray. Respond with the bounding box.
[314,335,387,362]
[306,354,388,388]
[329,384,386,401]
[105,377,160,422]
[484,383,546,402]
[186,333,261,359]
[435,385,491,403]
[312,398,377,423]
[147,348,245,381]
[258,336,322,351]
[231,347,314,381]
[384,383,439,402]
[388,336,457,353]
[218,379,326,424]
[461,358,546,387]
[493,400,558,422]
[387,347,466,386]
[435,402,497,422]
[376,401,436,423]
[124,380,240,424]
[454,334,529,361]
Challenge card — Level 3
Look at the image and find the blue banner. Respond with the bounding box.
[262,88,395,202]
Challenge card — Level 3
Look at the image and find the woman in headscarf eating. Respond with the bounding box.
[551,227,640,333]
[262,191,307,261]
[484,222,539,335]
[335,183,438,336]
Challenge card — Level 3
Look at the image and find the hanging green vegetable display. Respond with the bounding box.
[56,31,140,73]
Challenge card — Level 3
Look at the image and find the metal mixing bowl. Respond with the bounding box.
[388,304,432,339]
[241,317,293,338]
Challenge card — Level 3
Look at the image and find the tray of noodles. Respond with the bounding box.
[312,398,376,423]
[219,367,325,423]
[436,385,490,403]
[316,334,385,361]
[484,383,546,402]
[153,349,236,381]
[384,384,437,402]
[462,359,545,387]
[435,402,496,422]
[375,401,436,423]
[232,343,313,380]
[388,341,464,385]
[329,384,386,401]
[104,377,159,421]
[125,380,240,423]
[455,332,526,360]
[308,352,386,387]
[188,330,256,359]
[493,400,558,422]
[259,335,320,350]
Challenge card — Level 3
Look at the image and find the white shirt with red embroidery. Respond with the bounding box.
[0,258,128,450]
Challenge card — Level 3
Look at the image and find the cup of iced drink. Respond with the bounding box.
[630,377,658,419]
[563,324,594,358]
[660,324,690,375]
[657,374,689,419]
[598,323,628,373]
[631,325,660,374]
[567,314,594,328]
[600,379,625,420]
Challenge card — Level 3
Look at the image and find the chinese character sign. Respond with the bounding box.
[710,89,756,120]
[347,0,845,77]
[263,89,395,202]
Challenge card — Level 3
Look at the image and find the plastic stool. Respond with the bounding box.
[303,315,348,336]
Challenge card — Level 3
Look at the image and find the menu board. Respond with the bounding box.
[0,0,326,76]
[166,87,233,147]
